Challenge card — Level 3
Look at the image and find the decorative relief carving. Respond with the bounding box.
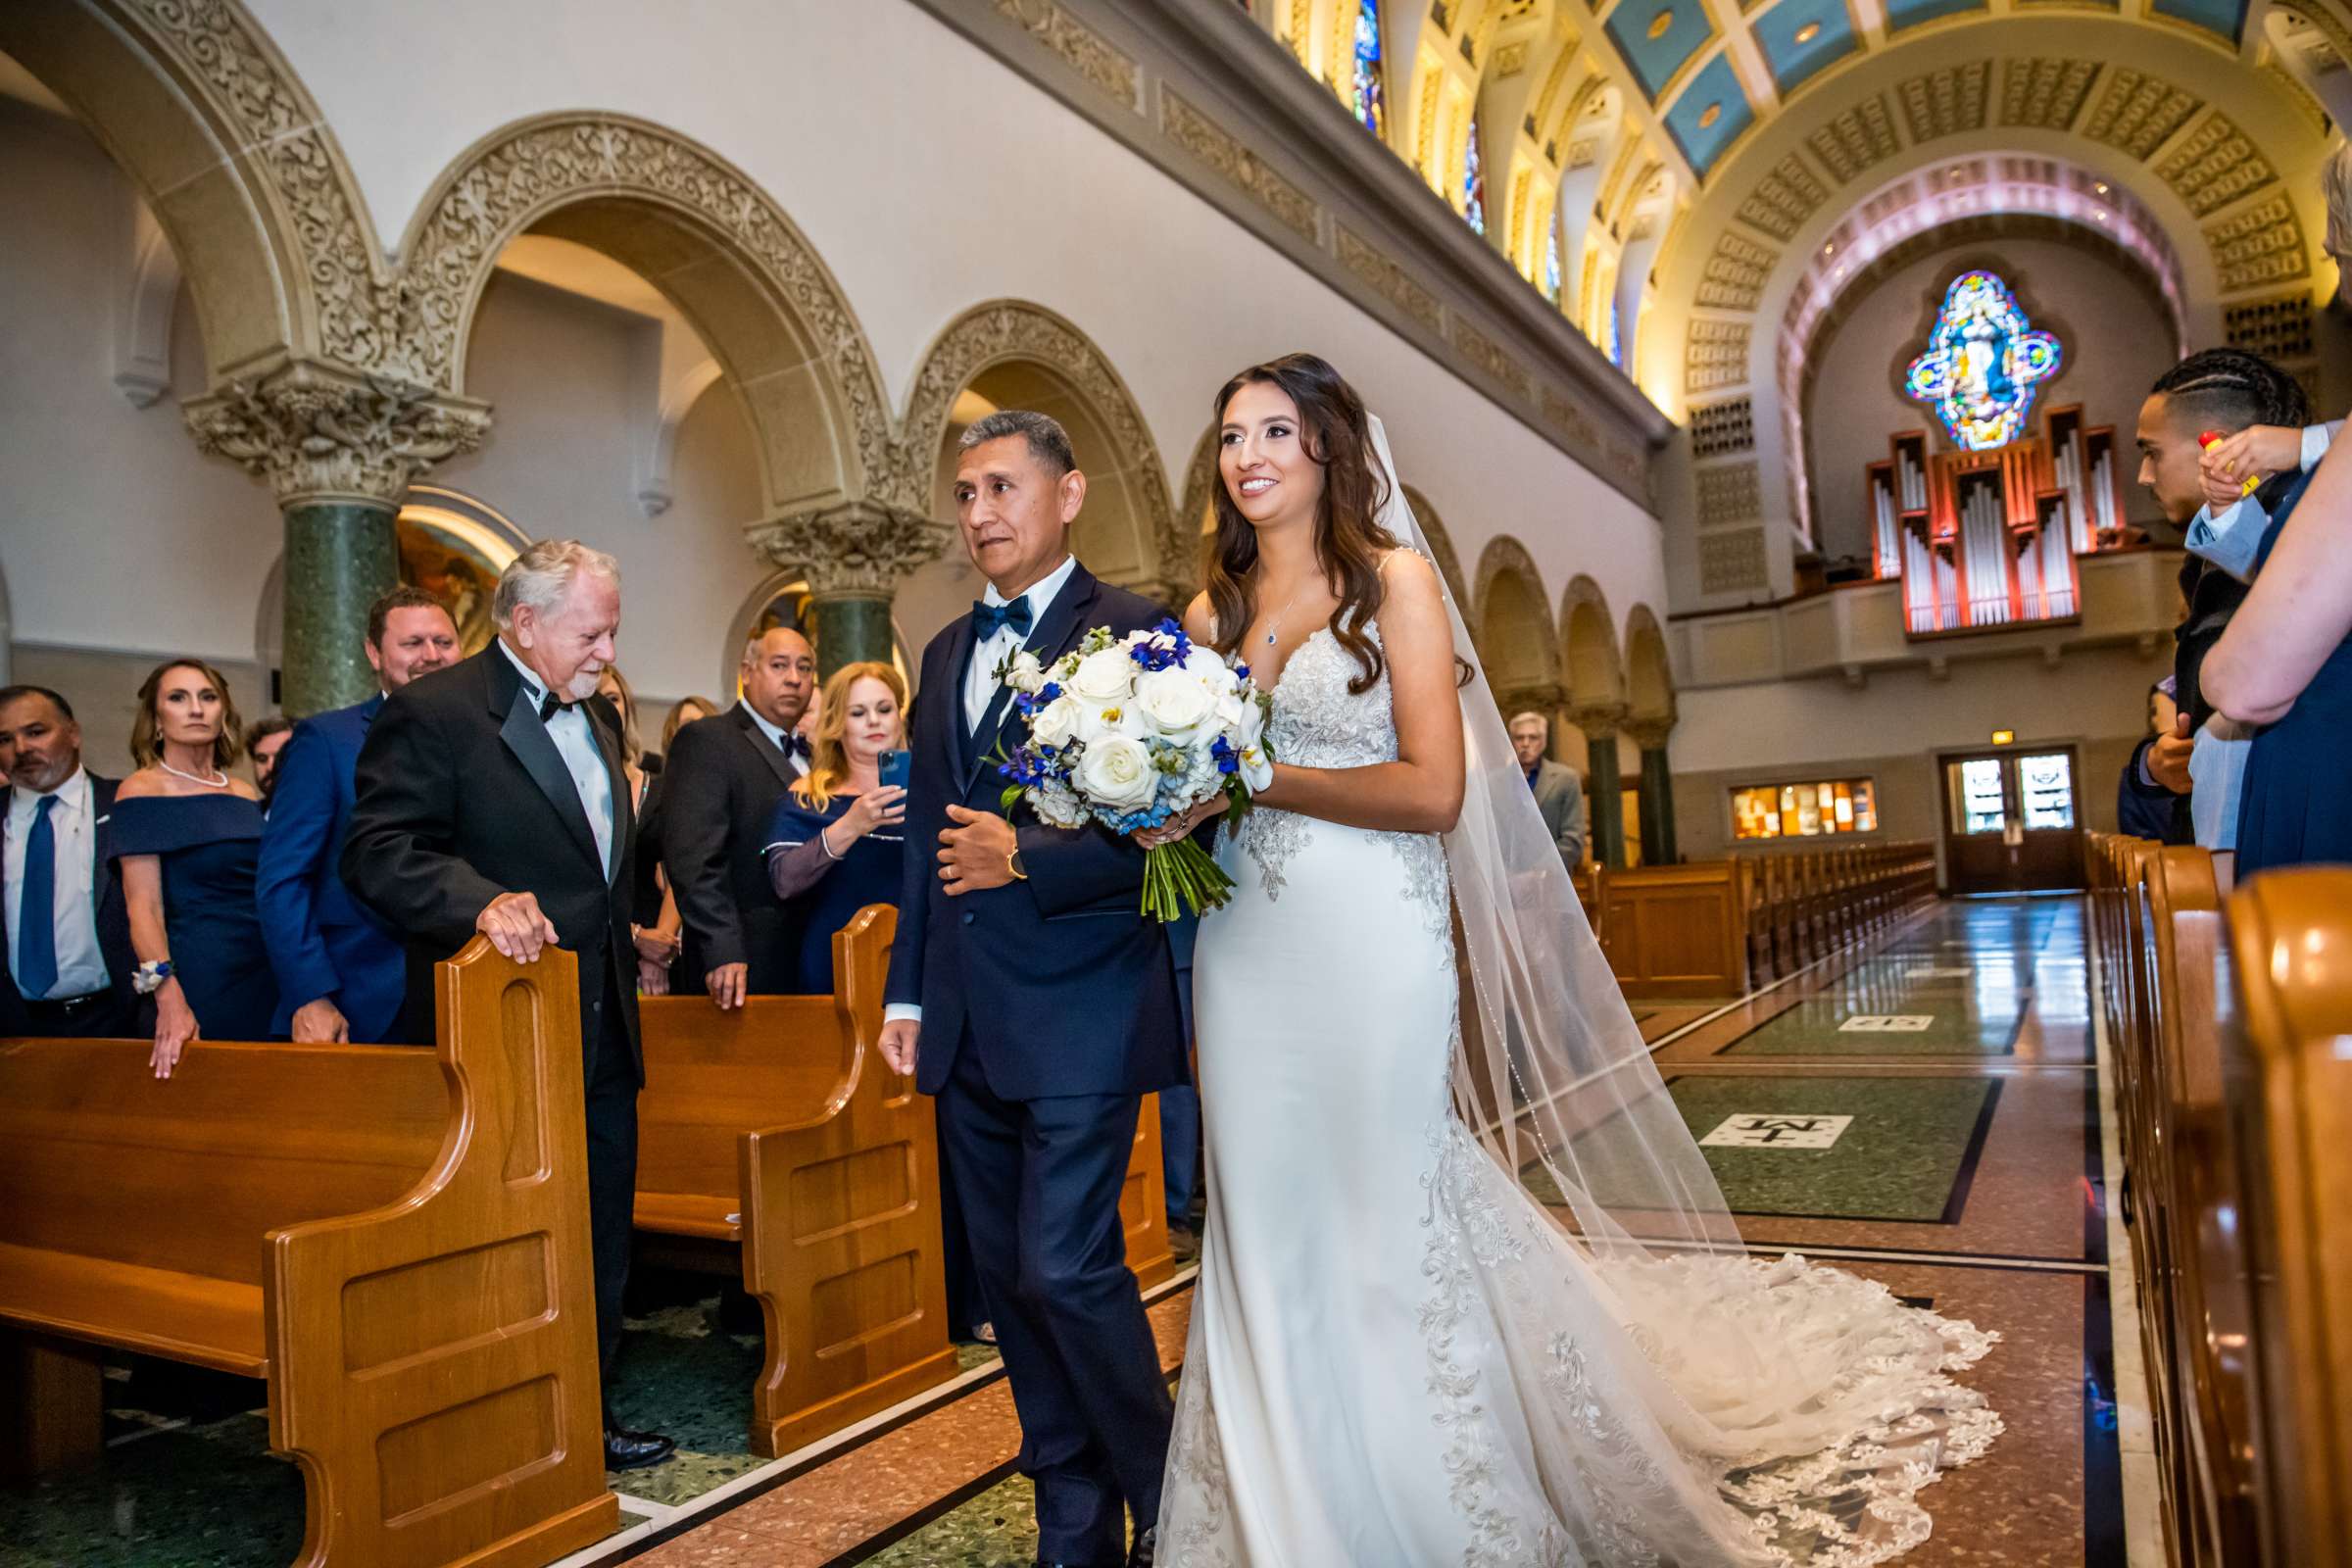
[1494,41,1529,75]
[1162,88,1320,240]
[2204,195,2312,293]
[2082,70,2200,161]
[1696,232,1778,312]
[1806,97,1902,184]
[1337,225,1445,330]
[1689,397,1755,459]
[995,0,1140,108]
[1999,58,2098,130]
[1695,461,1761,527]
[1685,318,1750,393]
[2223,291,2316,360]
[1736,155,1830,240]
[1542,387,1597,449]
[2155,111,2277,218]
[1897,60,1991,145]
[183,362,489,507]
[746,500,945,598]
[1450,317,1535,400]
[2261,62,2329,137]
[1697,527,1769,594]
[897,301,1186,589]
[401,117,898,508]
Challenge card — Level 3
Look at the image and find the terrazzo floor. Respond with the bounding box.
[3,897,2144,1568]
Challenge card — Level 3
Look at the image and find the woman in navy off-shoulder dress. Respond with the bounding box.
[111,660,279,1076]
[761,661,908,994]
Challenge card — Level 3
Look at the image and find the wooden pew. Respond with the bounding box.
[2224,867,2352,1568]
[1595,860,1750,999]
[0,941,616,1568]
[633,905,1174,1458]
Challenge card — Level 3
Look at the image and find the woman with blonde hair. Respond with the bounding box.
[111,659,279,1075]
[760,661,907,995]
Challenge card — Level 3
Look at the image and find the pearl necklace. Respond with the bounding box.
[159,759,231,789]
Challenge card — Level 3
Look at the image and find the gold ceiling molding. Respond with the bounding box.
[1736,155,1833,240]
[1896,60,1992,145]
[1695,230,1781,311]
[2154,110,2278,218]
[1998,57,2099,130]
[1336,224,1446,331]
[1685,318,1751,393]
[1161,87,1320,241]
[994,0,1140,109]
[2081,68,2202,161]
[1807,97,1904,185]
[1452,315,1538,400]
[2205,193,2313,293]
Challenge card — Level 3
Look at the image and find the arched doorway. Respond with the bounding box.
[1560,575,1630,866]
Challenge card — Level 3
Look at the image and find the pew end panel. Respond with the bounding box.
[1595,862,1750,1000]
[268,940,616,1568]
[1123,1094,1174,1294]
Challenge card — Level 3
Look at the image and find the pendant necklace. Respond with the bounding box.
[160,759,231,789]
[1257,580,1307,647]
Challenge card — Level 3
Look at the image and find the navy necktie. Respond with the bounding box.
[972,597,1034,641]
[17,795,59,1000]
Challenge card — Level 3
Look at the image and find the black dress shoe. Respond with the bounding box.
[1127,1526,1157,1568]
[603,1423,676,1471]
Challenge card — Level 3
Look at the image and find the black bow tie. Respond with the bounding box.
[778,729,810,761]
[538,690,567,723]
[972,598,1034,640]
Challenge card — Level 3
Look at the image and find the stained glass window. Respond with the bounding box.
[1904,270,2063,452]
[1351,0,1386,136]
[1605,298,1623,368]
[1544,224,1562,303]
[1461,118,1486,233]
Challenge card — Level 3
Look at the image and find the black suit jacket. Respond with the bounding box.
[661,704,804,994]
[340,646,642,1080]
[0,770,137,1032]
[884,564,1191,1102]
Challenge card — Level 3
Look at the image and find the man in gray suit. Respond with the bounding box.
[1510,710,1586,871]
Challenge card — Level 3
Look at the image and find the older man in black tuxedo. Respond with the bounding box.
[341,538,674,1471]
[881,411,1187,1568]
[0,685,141,1037]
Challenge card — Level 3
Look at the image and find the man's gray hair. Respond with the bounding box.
[959,409,1076,476]
[1508,710,1552,731]
[493,538,621,631]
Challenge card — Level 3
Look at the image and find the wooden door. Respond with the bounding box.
[1939,746,2086,894]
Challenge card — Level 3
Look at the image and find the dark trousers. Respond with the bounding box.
[936,1036,1173,1563]
[1158,1085,1200,1224]
[582,981,640,1396]
[19,987,143,1038]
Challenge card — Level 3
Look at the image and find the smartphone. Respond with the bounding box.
[877,749,912,792]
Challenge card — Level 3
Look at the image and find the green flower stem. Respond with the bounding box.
[1141,838,1236,922]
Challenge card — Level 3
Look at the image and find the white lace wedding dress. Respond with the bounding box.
[1157,620,2001,1567]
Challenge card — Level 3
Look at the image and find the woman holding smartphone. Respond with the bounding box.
[761,661,910,994]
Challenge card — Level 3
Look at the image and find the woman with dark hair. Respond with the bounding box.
[112,659,278,1075]
[1144,355,1996,1565]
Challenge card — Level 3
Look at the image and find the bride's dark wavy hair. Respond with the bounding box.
[1206,353,1399,696]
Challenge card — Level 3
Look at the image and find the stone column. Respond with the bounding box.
[1628,714,1680,867]
[186,363,487,717]
[749,503,948,680]
[1572,704,1629,869]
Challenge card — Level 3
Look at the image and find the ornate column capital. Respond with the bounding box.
[746,500,950,600]
[183,360,489,508]
[1495,683,1567,719]
[1625,712,1678,752]
[1568,703,1629,739]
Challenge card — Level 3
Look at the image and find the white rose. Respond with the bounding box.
[1133,667,1217,743]
[1076,698,1148,745]
[1029,695,1083,750]
[1183,644,1237,686]
[1077,735,1158,812]
[1005,650,1047,692]
[1066,646,1136,706]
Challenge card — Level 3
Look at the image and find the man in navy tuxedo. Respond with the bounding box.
[258,586,459,1043]
[0,686,141,1037]
[880,411,1186,1568]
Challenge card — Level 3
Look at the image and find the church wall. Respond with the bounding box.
[1801,237,2176,568]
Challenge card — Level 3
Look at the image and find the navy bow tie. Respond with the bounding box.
[778,728,810,760]
[972,598,1033,641]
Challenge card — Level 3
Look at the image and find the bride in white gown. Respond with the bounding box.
[1146,354,1999,1567]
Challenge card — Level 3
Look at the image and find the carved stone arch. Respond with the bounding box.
[900,300,1186,600]
[1623,603,1674,727]
[1558,573,1625,710]
[1180,420,1222,563]
[0,0,376,383]
[397,113,892,520]
[1396,485,1471,609]
[1473,536,1559,701]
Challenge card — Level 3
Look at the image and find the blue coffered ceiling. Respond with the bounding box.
[1604,0,1719,100]
[2149,0,2250,42]
[1661,52,1755,175]
[1752,0,1860,95]
[1883,0,1988,32]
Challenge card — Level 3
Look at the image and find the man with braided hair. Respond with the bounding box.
[2127,348,2321,850]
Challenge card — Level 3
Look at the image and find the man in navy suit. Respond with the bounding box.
[880,411,1186,1568]
[0,685,141,1037]
[258,586,460,1043]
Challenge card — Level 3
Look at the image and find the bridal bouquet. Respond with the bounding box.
[994,620,1273,921]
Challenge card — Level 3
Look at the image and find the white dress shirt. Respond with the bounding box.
[741,703,811,776]
[499,640,616,878]
[5,766,109,999]
[965,554,1078,732]
[885,556,1080,1030]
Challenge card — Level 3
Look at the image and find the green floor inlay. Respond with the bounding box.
[1726,991,2027,1055]
[1556,1074,1999,1222]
